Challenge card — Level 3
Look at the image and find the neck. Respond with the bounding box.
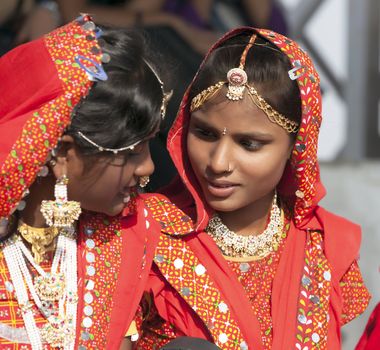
[217,191,275,236]
[19,175,56,228]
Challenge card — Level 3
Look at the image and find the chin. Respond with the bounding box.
[206,197,240,213]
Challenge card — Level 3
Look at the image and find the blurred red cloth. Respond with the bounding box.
[356,303,380,350]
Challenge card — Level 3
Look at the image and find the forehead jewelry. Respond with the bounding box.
[190,34,299,134]
[75,59,173,155]
[222,127,227,136]
[77,131,141,154]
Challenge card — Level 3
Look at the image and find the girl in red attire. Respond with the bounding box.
[129,28,370,350]
[0,16,170,349]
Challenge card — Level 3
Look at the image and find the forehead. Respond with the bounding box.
[190,90,285,135]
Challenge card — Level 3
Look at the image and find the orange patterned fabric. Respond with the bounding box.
[0,254,53,348]
[340,261,371,326]
[152,235,245,349]
[226,227,288,349]
[256,29,324,225]
[76,213,124,349]
[294,231,332,349]
[134,195,370,350]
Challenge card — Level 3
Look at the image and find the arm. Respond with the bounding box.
[119,338,133,350]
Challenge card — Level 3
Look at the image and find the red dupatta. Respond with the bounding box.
[142,27,367,350]
[0,18,161,349]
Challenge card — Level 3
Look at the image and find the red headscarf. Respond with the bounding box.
[164,27,325,231]
[0,15,106,220]
[156,27,363,349]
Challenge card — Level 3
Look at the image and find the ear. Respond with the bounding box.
[50,135,76,179]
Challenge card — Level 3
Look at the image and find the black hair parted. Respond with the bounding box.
[189,31,302,126]
[66,26,164,155]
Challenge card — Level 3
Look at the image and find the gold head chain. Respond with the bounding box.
[190,34,299,134]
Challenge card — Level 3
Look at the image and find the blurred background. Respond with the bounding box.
[1,0,378,348]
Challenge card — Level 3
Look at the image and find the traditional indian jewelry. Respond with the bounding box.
[222,127,227,136]
[190,34,299,134]
[206,193,283,259]
[2,225,78,349]
[77,131,142,154]
[18,221,59,264]
[144,59,173,120]
[139,176,150,188]
[40,175,81,228]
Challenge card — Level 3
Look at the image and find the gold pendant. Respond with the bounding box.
[34,273,65,301]
[40,315,75,348]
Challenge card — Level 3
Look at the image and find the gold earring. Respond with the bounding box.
[139,176,150,188]
[40,175,81,227]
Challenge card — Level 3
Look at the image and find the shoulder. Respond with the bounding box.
[316,206,361,236]
[316,206,361,279]
[140,193,194,236]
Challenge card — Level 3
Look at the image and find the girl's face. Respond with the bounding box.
[187,93,293,216]
[56,136,155,217]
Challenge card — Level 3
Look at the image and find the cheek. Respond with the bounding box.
[240,148,289,184]
[187,135,207,172]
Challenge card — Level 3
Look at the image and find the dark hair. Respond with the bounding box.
[66,27,164,155]
[189,31,301,126]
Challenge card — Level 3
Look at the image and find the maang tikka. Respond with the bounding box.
[40,175,81,227]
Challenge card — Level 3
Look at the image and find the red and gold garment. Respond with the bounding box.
[133,197,370,350]
[0,197,160,349]
[131,26,370,350]
[0,18,161,349]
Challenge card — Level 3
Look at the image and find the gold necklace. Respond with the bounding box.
[206,194,284,259]
[18,221,59,264]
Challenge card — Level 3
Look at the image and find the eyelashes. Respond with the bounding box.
[191,126,265,151]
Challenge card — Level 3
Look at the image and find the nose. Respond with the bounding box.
[134,149,155,178]
[208,139,231,174]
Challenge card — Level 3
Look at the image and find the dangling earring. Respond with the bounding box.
[139,176,150,188]
[40,175,81,227]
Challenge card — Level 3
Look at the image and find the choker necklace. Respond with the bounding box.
[206,194,283,259]
[2,225,78,349]
[18,221,59,264]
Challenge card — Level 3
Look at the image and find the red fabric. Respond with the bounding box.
[0,17,100,218]
[106,196,161,348]
[0,17,158,349]
[152,27,368,349]
[356,303,380,350]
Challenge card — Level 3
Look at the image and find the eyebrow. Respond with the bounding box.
[190,114,274,140]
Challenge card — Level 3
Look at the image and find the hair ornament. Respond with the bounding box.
[77,131,141,154]
[288,60,306,81]
[143,59,172,119]
[226,34,257,100]
[190,32,300,134]
[74,55,108,81]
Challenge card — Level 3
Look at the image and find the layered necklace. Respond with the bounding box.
[2,223,78,350]
[206,194,284,259]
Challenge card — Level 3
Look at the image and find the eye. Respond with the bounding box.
[240,139,263,151]
[192,126,216,140]
[126,142,147,158]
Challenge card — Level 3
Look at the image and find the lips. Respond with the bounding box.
[205,179,239,198]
